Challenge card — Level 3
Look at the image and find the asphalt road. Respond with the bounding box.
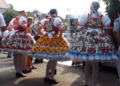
[0,52,120,86]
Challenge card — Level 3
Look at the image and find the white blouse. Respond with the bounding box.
[78,12,111,30]
[19,16,27,26]
[39,17,64,29]
[9,18,15,28]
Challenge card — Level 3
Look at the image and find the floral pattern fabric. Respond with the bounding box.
[66,29,118,62]
[0,31,34,53]
[29,34,70,61]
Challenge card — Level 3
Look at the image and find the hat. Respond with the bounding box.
[27,17,33,21]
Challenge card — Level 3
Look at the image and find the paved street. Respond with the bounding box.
[0,52,120,86]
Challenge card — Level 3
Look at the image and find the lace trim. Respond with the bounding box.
[28,52,70,61]
[65,52,119,62]
[0,48,30,54]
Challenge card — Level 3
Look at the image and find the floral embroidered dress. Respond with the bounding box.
[66,11,119,62]
[1,16,34,53]
[0,18,15,49]
[29,17,70,61]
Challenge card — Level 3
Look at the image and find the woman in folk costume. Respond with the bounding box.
[2,18,15,58]
[1,18,15,49]
[3,11,34,77]
[29,9,69,84]
[66,1,119,86]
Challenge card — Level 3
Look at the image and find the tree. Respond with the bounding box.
[32,9,40,14]
[3,9,17,26]
[103,0,120,26]
[102,0,120,50]
[8,4,14,9]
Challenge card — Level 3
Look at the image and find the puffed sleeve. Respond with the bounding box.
[0,13,6,27]
[102,16,111,29]
[39,18,46,28]
[113,19,120,32]
[53,17,63,27]
[9,18,15,28]
[78,14,87,28]
[19,16,27,26]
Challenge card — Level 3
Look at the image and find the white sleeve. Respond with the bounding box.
[53,17,63,27]
[9,18,15,28]
[102,16,111,29]
[39,19,46,28]
[19,16,27,26]
[78,14,87,28]
[0,14,6,27]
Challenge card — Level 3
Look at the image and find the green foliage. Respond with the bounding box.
[8,4,14,9]
[3,9,17,26]
[32,9,40,14]
[103,0,120,26]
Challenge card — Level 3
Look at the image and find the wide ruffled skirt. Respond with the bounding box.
[28,34,70,61]
[0,30,34,54]
[65,29,119,62]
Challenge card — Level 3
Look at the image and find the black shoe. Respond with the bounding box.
[7,56,12,58]
[49,69,57,75]
[44,78,50,83]
[34,59,43,63]
[16,73,26,77]
[49,79,59,84]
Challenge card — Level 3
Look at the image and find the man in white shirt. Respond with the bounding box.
[0,13,6,41]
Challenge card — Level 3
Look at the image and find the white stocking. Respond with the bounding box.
[55,61,57,69]
[13,53,17,72]
[45,60,51,78]
[84,62,99,86]
[91,62,99,86]
[50,60,57,80]
[84,62,91,85]
[16,53,23,73]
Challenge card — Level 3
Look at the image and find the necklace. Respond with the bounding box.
[89,10,101,27]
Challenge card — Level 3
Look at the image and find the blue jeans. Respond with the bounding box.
[7,53,12,57]
[1,31,4,34]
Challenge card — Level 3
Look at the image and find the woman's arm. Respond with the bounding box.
[104,29,109,34]
[21,23,28,33]
[113,31,120,46]
[7,26,12,32]
[36,27,44,35]
[57,24,64,36]
[28,27,34,36]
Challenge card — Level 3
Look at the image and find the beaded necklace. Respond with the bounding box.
[89,10,101,27]
[47,17,54,31]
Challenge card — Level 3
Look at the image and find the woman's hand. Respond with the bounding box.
[57,25,64,36]
[36,27,44,35]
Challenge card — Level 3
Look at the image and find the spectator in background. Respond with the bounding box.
[0,13,6,47]
[113,5,120,81]
[27,17,37,69]
[22,17,37,73]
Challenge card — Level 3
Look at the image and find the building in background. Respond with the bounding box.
[0,0,9,14]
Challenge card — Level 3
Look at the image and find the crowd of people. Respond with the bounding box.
[0,1,120,86]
